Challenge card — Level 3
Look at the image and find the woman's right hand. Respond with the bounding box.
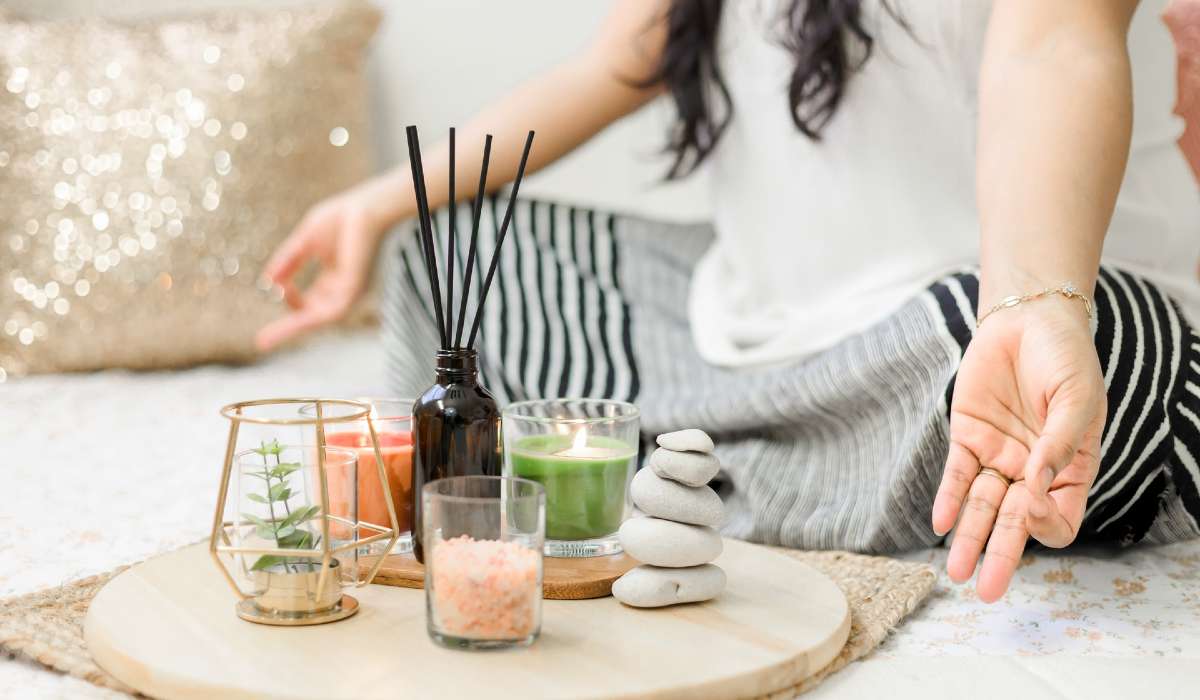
[255,182,391,352]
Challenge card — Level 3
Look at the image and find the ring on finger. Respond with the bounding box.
[976,467,1013,488]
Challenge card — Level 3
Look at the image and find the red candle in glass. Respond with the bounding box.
[311,398,414,549]
[325,430,413,538]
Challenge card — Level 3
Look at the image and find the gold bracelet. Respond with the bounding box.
[977,281,1094,326]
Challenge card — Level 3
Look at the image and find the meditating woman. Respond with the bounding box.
[258,0,1200,601]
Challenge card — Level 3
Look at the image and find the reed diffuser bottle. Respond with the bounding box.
[404,125,535,562]
[411,349,501,561]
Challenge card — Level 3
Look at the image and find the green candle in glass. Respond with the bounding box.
[509,433,635,540]
[503,400,639,558]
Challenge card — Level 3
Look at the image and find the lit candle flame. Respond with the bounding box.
[554,427,622,459]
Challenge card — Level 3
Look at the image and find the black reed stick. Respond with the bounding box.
[467,130,535,349]
[445,128,456,344]
[455,134,493,348]
[404,128,442,345]
[406,126,448,348]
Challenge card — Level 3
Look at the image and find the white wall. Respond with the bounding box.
[369,1,710,220]
[3,0,711,221]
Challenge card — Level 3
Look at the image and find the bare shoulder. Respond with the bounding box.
[585,0,672,88]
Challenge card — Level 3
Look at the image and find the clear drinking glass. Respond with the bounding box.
[502,400,639,557]
[423,476,545,650]
[303,398,415,553]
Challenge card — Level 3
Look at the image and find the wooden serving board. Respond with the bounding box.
[369,550,639,600]
[85,539,850,700]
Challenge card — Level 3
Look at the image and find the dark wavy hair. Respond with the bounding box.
[649,0,894,178]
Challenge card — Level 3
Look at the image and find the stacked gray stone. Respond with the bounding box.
[613,429,727,608]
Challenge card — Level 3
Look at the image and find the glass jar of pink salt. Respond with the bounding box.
[423,476,545,649]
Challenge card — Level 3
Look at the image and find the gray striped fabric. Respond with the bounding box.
[383,199,1200,554]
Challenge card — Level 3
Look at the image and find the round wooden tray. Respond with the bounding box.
[85,539,850,699]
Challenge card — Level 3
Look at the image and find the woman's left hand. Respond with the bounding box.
[931,295,1106,602]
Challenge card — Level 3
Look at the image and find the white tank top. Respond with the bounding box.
[690,0,1200,367]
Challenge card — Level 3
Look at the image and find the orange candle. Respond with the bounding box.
[326,430,413,539]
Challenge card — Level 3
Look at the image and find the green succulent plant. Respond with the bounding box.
[243,439,322,572]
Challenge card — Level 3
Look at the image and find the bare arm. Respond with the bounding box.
[258,0,669,349]
[356,0,670,235]
[977,0,1138,305]
[935,0,1139,601]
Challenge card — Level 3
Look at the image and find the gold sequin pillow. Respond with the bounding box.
[0,1,379,377]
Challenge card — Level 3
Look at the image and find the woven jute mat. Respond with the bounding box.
[0,546,934,699]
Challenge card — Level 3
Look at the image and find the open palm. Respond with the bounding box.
[931,300,1105,602]
[256,191,382,352]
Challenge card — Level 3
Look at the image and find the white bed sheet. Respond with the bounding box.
[2,330,1197,699]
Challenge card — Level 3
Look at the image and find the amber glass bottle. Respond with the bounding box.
[411,348,502,562]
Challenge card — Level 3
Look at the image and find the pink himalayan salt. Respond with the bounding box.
[431,535,541,639]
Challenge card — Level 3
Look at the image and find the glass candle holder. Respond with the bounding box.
[211,398,399,626]
[423,476,545,650]
[303,398,414,554]
[502,400,639,558]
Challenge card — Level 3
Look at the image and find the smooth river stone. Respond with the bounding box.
[618,516,723,567]
[630,468,724,527]
[647,447,721,487]
[612,564,727,608]
[656,429,715,454]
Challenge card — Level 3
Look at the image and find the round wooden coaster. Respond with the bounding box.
[368,550,638,599]
[85,540,850,700]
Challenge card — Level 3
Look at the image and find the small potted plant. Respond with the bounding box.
[241,440,342,617]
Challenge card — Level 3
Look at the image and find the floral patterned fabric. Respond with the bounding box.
[886,542,1200,657]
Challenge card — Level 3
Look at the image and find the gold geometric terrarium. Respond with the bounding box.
[210,398,400,625]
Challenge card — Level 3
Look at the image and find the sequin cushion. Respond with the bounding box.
[0,1,379,377]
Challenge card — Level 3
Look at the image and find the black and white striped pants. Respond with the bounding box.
[383,199,1200,553]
